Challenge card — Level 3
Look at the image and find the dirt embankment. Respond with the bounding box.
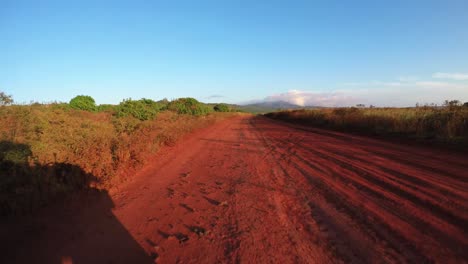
[1,115,467,263]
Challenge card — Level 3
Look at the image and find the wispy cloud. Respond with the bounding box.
[433,72,468,81]
[206,94,224,99]
[260,79,468,107]
[414,81,465,88]
[343,80,466,89]
[343,81,404,87]
[256,72,468,107]
[397,76,419,82]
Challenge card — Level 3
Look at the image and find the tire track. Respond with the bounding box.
[251,116,468,263]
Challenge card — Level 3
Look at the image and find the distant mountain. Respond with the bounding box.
[236,101,302,114]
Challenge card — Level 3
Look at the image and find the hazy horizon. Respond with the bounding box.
[2,0,468,107]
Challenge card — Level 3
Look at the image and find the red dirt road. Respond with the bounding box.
[1,115,467,263]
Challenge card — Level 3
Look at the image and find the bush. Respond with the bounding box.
[69,95,97,112]
[0,92,13,106]
[98,104,118,113]
[116,98,161,121]
[214,103,230,112]
[50,102,71,111]
[0,101,232,215]
[166,98,211,115]
[0,141,32,164]
[0,140,95,215]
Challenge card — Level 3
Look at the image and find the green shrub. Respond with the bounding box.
[214,103,230,112]
[116,98,161,121]
[166,98,211,115]
[69,95,97,112]
[98,104,118,113]
[51,102,71,111]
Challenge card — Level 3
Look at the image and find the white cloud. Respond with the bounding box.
[343,81,403,87]
[206,94,224,99]
[260,80,468,107]
[378,81,403,87]
[397,76,419,82]
[264,90,360,107]
[258,73,468,107]
[342,84,468,106]
[414,81,464,88]
[433,72,468,80]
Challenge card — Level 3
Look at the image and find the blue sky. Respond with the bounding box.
[1,0,468,106]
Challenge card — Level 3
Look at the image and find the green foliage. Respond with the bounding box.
[116,98,162,121]
[98,104,118,113]
[157,98,169,105]
[166,98,212,115]
[69,95,97,112]
[213,103,230,112]
[50,102,71,111]
[0,92,13,106]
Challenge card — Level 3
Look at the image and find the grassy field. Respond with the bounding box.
[265,106,468,147]
[0,98,237,215]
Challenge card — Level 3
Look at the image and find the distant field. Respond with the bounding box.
[265,106,468,147]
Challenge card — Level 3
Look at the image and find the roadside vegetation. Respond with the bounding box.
[265,100,468,147]
[0,93,238,215]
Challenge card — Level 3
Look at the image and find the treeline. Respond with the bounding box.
[265,103,468,147]
[0,93,237,215]
[67,95,235,120]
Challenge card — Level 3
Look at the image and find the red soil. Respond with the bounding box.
[1,115,467,263]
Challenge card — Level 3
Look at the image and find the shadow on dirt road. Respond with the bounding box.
[0,141,153,264]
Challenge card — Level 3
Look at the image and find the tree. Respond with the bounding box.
[69,95,97,111]
[116,98,159,120]
[444,99,462,110]
[213,103,230,112]
[444,100,461,107]
[166,98,212,115]
[0,92,13,106]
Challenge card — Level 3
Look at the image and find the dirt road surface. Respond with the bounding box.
[1,115,467,263]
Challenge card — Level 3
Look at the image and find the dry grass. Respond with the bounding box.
[0,104,235,215]
[265,106,468,145]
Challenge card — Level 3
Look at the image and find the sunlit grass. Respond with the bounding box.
[0,103,234,215]
[265,106,468,144]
